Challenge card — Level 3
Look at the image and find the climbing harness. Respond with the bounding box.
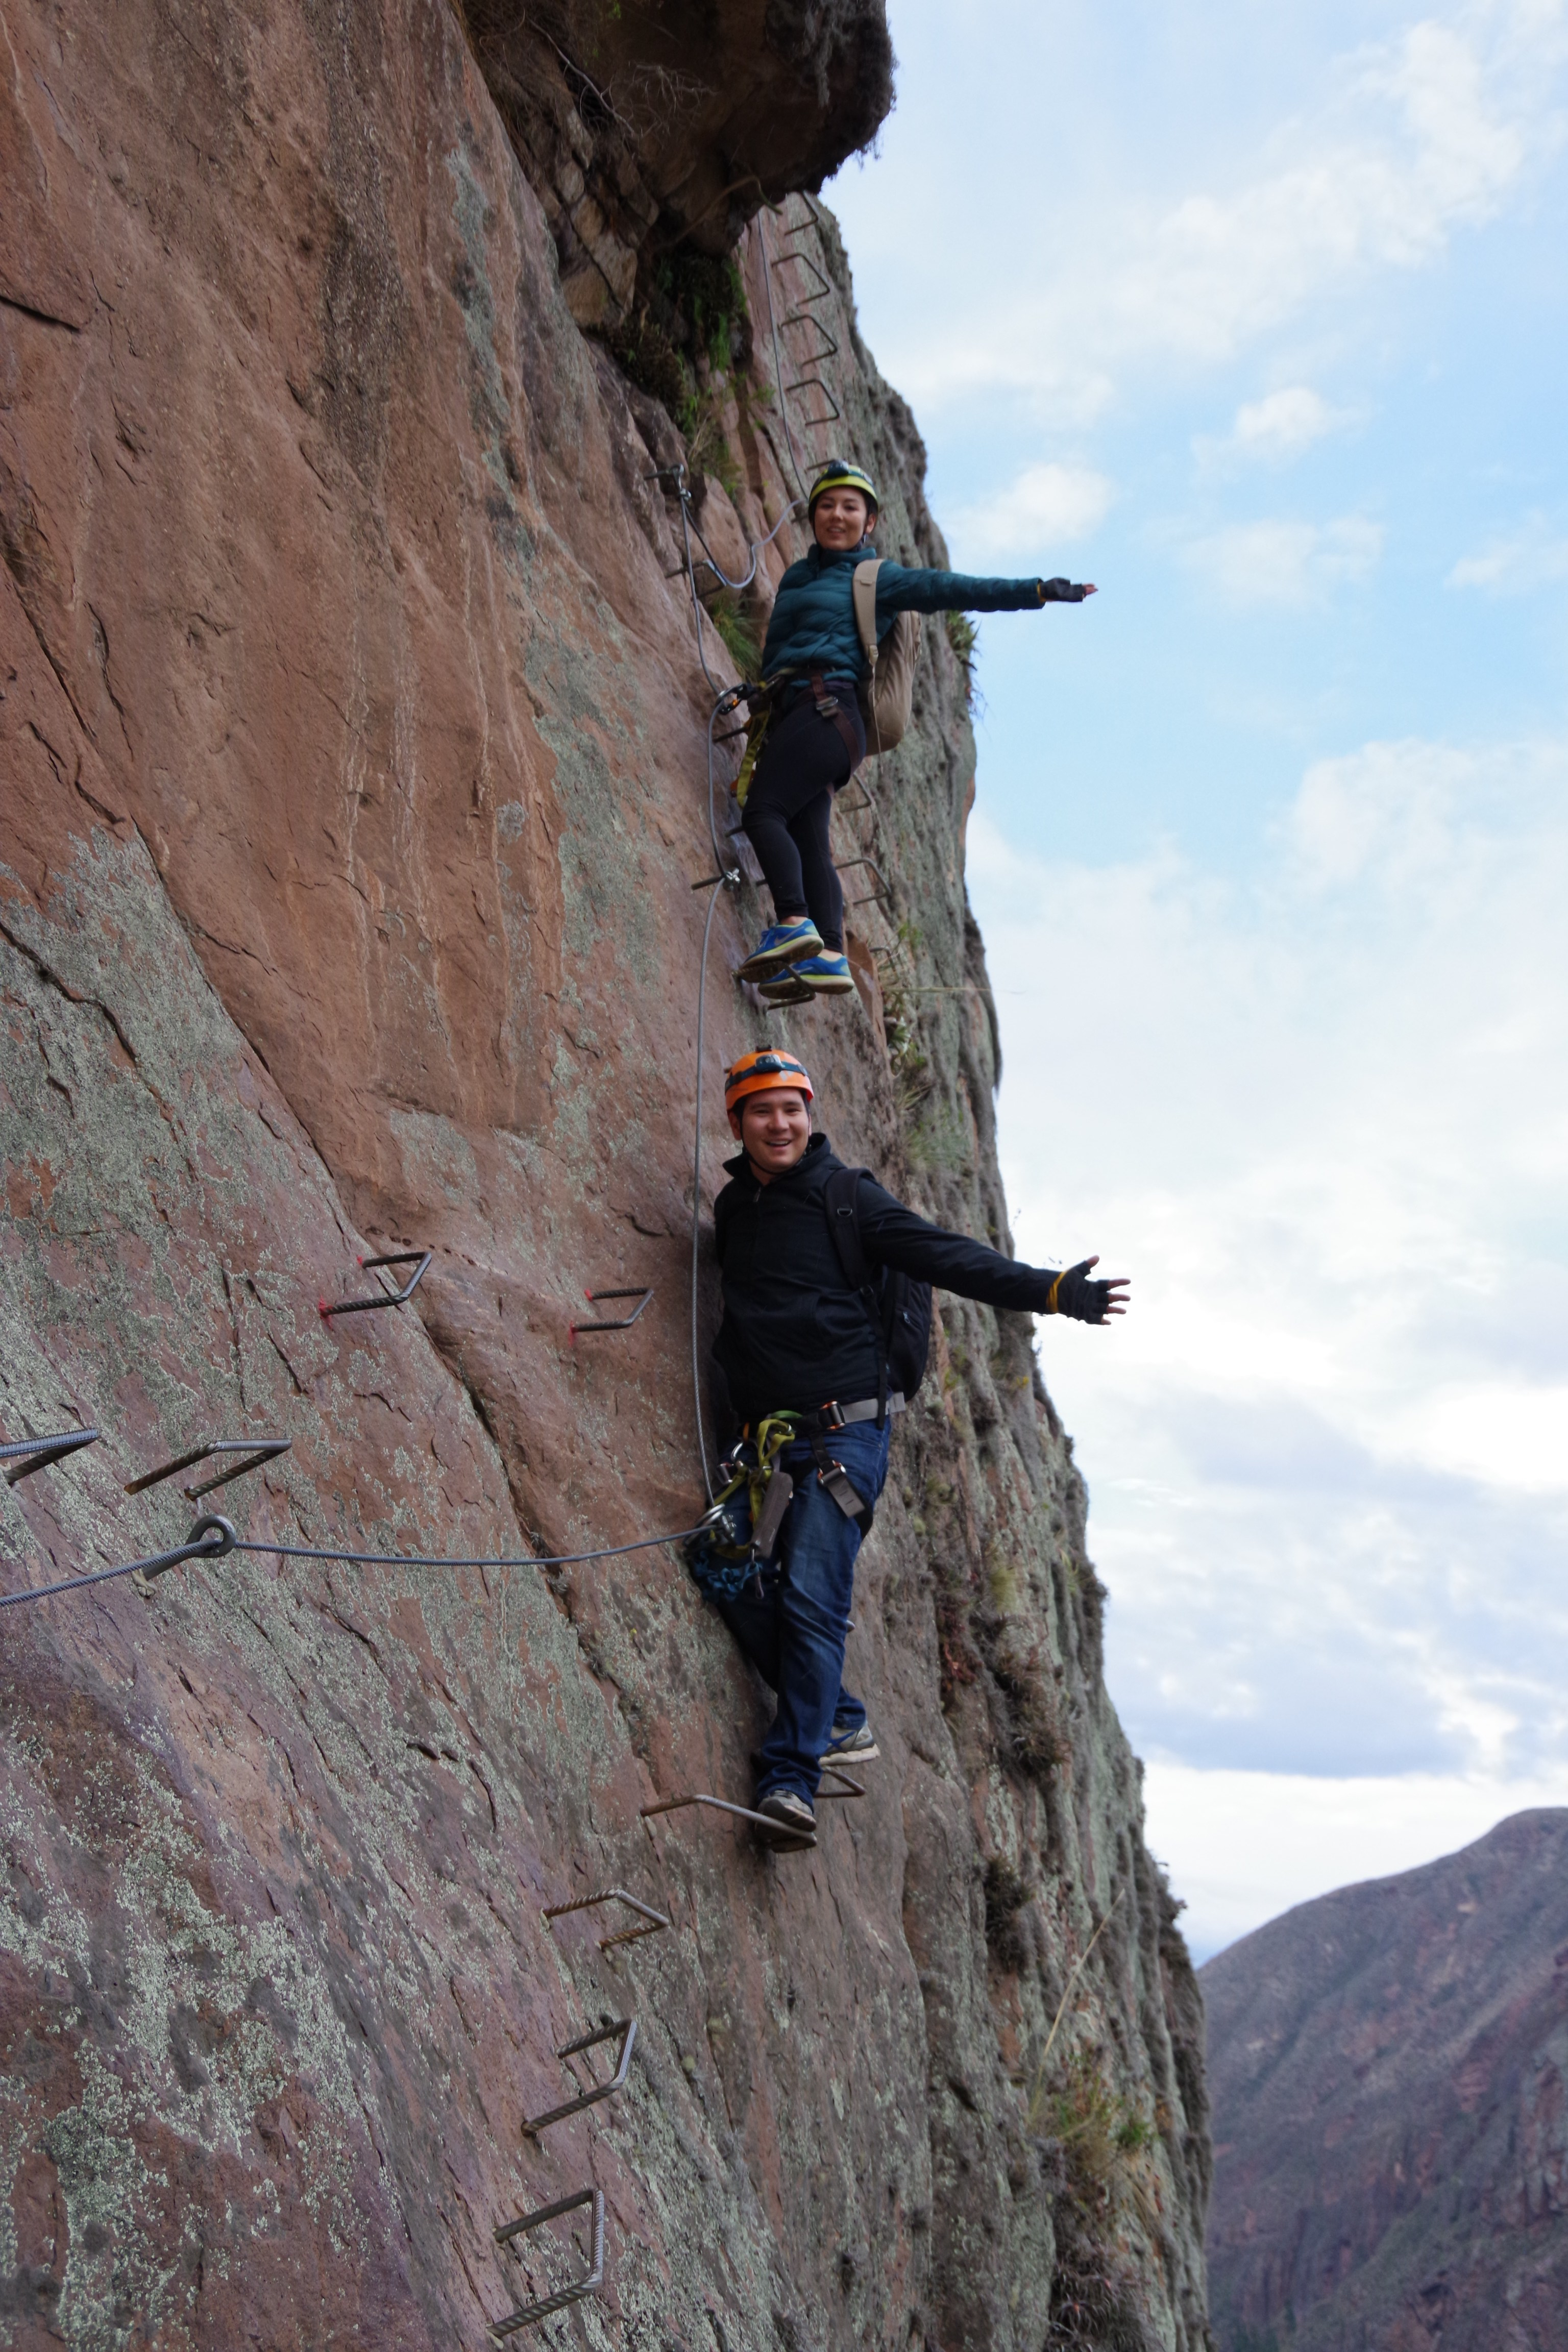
[792,1403,881,1529]
[808,669,865,775]
[732,697,770,808]
[684,1412,800,1600]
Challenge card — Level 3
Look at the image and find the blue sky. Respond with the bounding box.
[827,0,1568,1954]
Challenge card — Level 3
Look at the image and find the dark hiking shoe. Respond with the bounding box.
[754,1789,818,1849]
[821,1722,879,1765]
[736,918,823,982]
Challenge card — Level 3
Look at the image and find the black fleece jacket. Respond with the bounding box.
[712,1134,1061,1422]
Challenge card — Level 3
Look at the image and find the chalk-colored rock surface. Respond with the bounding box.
[1,3,1210,2343]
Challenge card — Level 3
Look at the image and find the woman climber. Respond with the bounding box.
[735,458,1096,1003]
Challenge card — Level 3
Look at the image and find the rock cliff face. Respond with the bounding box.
[0,3,1210,2345]
[1203,1810,1568,2352]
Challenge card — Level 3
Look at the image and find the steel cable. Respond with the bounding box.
[0,1518,233,1610]
[690,875,730,1504]
[234,1525,711,1569]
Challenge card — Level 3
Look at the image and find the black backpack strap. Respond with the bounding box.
[823,1166,889,1427]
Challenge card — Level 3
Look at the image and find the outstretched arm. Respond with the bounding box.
[857,1185,1128,1322]
[874,561,1097,619]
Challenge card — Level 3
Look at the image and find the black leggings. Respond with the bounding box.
[742,691,865,952]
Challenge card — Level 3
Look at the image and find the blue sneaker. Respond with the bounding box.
[791,952,854,996]
[736,918,823,982]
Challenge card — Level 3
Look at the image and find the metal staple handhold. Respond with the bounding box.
[641,1791,817,1847]
[521,2017,636,2135]
[571,1286,653,1336]
[490,2186,606,2337]
[543,1888,672,1951]
[2,1430,99,1487]
[834,855,891,910]
[815,1765,867,1803]
[124,1437,291,1501]
[320,1248,433,1318]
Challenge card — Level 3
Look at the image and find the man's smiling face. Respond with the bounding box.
[729,1087,813,1177]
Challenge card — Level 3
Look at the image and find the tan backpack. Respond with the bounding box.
[851,558,918,756]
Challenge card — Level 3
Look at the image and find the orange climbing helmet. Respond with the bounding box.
[724,1048,814,1110]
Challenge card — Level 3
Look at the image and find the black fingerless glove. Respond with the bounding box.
[1043,1260,1114,1322]
[1038,577,1088,603]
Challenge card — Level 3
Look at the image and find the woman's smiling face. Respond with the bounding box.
[812,487,873,551]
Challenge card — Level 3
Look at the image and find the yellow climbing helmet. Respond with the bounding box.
[724,1048,814,1109]
[807,459,879,519]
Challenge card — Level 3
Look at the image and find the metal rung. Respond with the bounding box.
[522,2017,636,2135]
[773,253,832,303]
[816,1765,867,1803]
[571,1286,653,1336]
[835,856,890,909]
[779,316,838,363]
[783,379,841,427]
[321,1248,432,1319]
[835,775,878,816]
[2,1430,99,1487]
[491,2187,605,2336]
[124,1437,291,1501]
[544,1888,672,1951]
[641,1791,816,1846]
[763,982,814,1012]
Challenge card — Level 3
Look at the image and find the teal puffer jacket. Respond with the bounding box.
[757,541,1084,682]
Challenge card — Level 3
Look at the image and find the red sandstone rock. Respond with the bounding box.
[1,5,1209,2345]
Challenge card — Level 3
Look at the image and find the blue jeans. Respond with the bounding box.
[717,1419,891,1805]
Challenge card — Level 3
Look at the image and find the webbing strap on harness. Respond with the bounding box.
[807,1430,872,1525]
[791,1403,874,1527]
[808,671,864,776]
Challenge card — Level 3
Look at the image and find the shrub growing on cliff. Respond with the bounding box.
[945,609,978,705]
[707,591,762,679]
[984,1855,1036,1971]
[607,246,750,438]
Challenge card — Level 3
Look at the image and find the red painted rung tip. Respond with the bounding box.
[356,1255,365,1267]
[583,1288,594,1302]
[568,1327,578,1342]
[317,1300,330,1317]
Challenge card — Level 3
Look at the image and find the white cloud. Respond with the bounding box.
[1448,509,1568,591]
[1187,513,1383,605]
[948,461,1114,562]
[967,732,1568,1934]
[1143,1766,1568,1956]
[1202,386,1354,468]
[838,2,1568,418]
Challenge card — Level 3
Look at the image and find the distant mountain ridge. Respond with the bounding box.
[1202,1808,1568,2352]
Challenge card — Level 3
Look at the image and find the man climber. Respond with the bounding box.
[693,1047,1128,1851]
[736,459,1095,1004]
